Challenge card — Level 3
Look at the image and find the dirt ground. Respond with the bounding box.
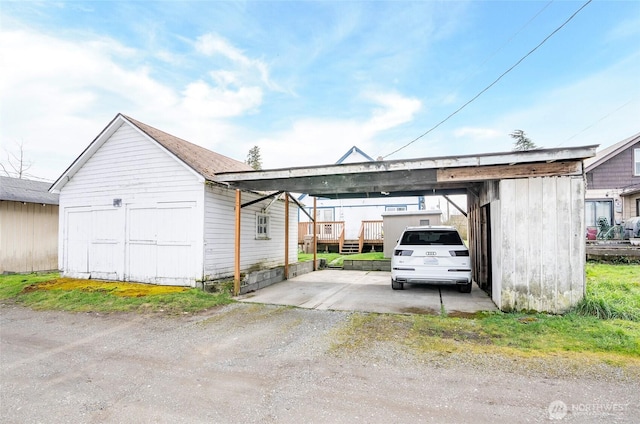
[1,303,638,423]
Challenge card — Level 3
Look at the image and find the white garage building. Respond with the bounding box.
[50,114,297,286]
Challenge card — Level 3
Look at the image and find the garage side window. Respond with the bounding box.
[256,213,270,239]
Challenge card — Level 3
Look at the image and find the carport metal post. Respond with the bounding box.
[284,193,289,279]
[313,197,317,271]
[234,189,241,296]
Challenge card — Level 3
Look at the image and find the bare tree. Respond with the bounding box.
[1,141,34,178]
[510,129,538,151]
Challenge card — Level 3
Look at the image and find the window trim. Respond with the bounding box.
[585,199,613,228]
[256,213,270,240]
[634,148,640,176]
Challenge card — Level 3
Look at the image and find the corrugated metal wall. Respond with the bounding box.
[0,201,58,273]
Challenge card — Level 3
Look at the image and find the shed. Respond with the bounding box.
[381,210,443,257]
[0,176,59,273]
[215,145,596,313]
[50,114,298,286]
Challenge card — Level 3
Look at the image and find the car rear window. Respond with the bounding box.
[400,230,463,246]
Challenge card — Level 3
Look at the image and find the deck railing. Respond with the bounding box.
[298,221,345,244]
[358,220,384,252]
[299,220,382,251]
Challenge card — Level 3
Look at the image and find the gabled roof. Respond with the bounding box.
[124,115,251,179]
[51,114,251,192]
[335,146,375,164]
[584,132,640,173]
[1,176,59,205]
[297,146,376,200]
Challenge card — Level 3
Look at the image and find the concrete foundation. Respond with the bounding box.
[343,259,391,271]
[240,260,317,294]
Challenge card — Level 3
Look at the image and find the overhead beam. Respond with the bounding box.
[214,145,596,185]
[240,191,284,208]
[443,194,467,218]
[437,161,583,183]
[309,187,473,199]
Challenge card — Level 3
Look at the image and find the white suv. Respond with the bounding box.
[391,226,472,293]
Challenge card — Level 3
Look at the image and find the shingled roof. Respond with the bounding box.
[50,114,253,192]
[122,115,252,179]
[584,132,640,173]
[1,176,59,205]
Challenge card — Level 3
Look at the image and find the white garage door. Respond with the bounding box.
[65,202,197,285]
[65,208,121,280]
[126,203,196,285]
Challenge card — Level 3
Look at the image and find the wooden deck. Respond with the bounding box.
[298,221,383,254]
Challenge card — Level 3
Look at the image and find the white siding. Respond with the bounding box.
[302,196,423,239]
[58,122,205,286]
[204,185,298,280]
[494,176,585,313]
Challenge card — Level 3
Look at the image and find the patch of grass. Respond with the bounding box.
[346,252,386,260]
[298,251,387,267]
[0,272,60,299]
[573,263,640,321]
[297,252,342,263]
[0,273,232,314]
[331,311,640,362]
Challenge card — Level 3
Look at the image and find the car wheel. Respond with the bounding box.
[458,282,472,293]
[391,279,404,290]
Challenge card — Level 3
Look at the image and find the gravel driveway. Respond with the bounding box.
[1,303,638,423]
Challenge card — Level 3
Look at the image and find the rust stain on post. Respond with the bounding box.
[234,189,241,296]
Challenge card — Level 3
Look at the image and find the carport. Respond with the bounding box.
[214,145,596,313]
[238,269,498,315]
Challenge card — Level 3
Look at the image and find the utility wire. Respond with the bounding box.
[555,99,636,147]
[449,0,554,98]
[383,0,593,159]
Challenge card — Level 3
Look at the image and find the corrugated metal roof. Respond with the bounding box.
[0,176,59,204]
[123,115,252,179]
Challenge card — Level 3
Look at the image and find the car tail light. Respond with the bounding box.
[394,249,413,256]
[449,250,469,257]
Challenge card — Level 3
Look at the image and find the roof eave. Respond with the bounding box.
[49,114,127,193]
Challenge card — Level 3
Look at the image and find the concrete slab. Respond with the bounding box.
[237,270,498,315]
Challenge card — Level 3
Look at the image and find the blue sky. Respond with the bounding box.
[1,0,639,181]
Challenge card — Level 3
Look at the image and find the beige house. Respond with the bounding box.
[0,176,59,273]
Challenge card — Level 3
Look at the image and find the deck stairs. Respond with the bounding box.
[340,240,361,255]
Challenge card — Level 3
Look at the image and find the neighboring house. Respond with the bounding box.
[0,176,59,273]
[299,146,453,253]
[584,132,640,228]
[50,114,298,287]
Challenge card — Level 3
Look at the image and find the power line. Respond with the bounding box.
[383,0,593,159]
[555,99,636,147]
[449,1,554,97]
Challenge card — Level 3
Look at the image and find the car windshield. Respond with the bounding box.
[400,230,463,246]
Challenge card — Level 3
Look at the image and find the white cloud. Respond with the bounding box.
[249,91,422,169]
[194,33,281,92]
[181,80,262,118]
[0,27,277,181]
[363,91,422,133]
